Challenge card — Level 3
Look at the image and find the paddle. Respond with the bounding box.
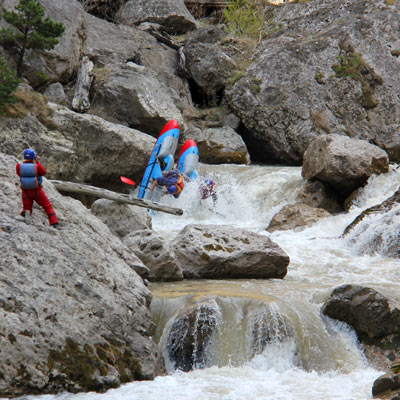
[120,176,136,185]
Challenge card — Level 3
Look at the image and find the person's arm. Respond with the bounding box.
[16,163,20,176]
[35,156,47,176]
[149,179,158,192]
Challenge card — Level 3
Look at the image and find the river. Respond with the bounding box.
[23,163,400,400]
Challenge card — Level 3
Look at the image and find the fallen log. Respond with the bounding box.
[49,180,183,216]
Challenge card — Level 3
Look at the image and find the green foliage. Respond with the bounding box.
[0,56,21,113]
[332,46,382,109]
[0,0,65,78]
[223,0,264,39]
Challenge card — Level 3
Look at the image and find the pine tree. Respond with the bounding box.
[0,0,65,78]
[0,56,21,113]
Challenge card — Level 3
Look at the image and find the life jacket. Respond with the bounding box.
[20,163,42,190]
[167,171,185,198]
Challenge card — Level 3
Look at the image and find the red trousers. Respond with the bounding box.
[21,188,58,225]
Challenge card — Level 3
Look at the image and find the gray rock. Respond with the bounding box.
[322,285,400,339]
[302,134,389,196]
[184,41,237,107]
[295,180,343,214]
[1,0,85,84]
[225,0,400,164]
[43,83,67,105]
[267,203,331,233]
[91,199,152,238]
[88,63,183,135]
[123,230,183,282]
[118,0,198,34]
[171,224,289,279]
[183,126,250,164]
[0,152,164,397]
[48,103,154,187]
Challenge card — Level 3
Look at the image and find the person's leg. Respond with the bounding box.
[35,189,59,225]
[21,190,35,224]
[21,190,34,213]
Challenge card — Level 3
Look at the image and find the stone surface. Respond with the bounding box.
[267,203,331,233]
[302,134,389,196]
[171,224,289,279]
[91,199,152,238]
[225,0,400,165]
[183,126,250,164]
[118,0,198,34]
[0,153,164,397]
[123,230,183,282]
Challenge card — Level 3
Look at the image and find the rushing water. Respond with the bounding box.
[23,164,400,400]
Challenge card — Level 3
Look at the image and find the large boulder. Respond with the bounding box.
[322,285,400,372]
[266,203,331,233]
[322,285,400,340]
[88,63,184,136]
[1,0,85,85]
[118,0,198,34]
[164,298,220,372]
[84,14,191,130]
[171,224,289,279]
[183,40,237,107]
[302,134,389,197]
[182,126,250,164]
[47,103,154,189]
[0,153,164,397]
[0,97,155,191]
[123,230,183,282]
[90,199,152,238]
[225,0,400,164]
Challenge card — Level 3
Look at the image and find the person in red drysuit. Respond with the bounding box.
[16,148,59,228]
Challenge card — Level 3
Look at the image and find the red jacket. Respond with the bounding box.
[16,161,46,190]
[16,160,46,177]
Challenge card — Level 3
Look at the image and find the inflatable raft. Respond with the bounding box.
[138,120,180,202]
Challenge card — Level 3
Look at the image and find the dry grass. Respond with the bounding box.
[311,110,330,133]
[4,89,59,130]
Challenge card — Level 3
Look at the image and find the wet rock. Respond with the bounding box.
[302,134,389,197]
[295,179,343,214]
[165,299,220,371]
[171,224,289,279]
[322,285,400,340]
[342,188,400,258]
[372,372,400,399]
[123,230,183,282]
[267,203,331,233]
[322,285,400,371]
